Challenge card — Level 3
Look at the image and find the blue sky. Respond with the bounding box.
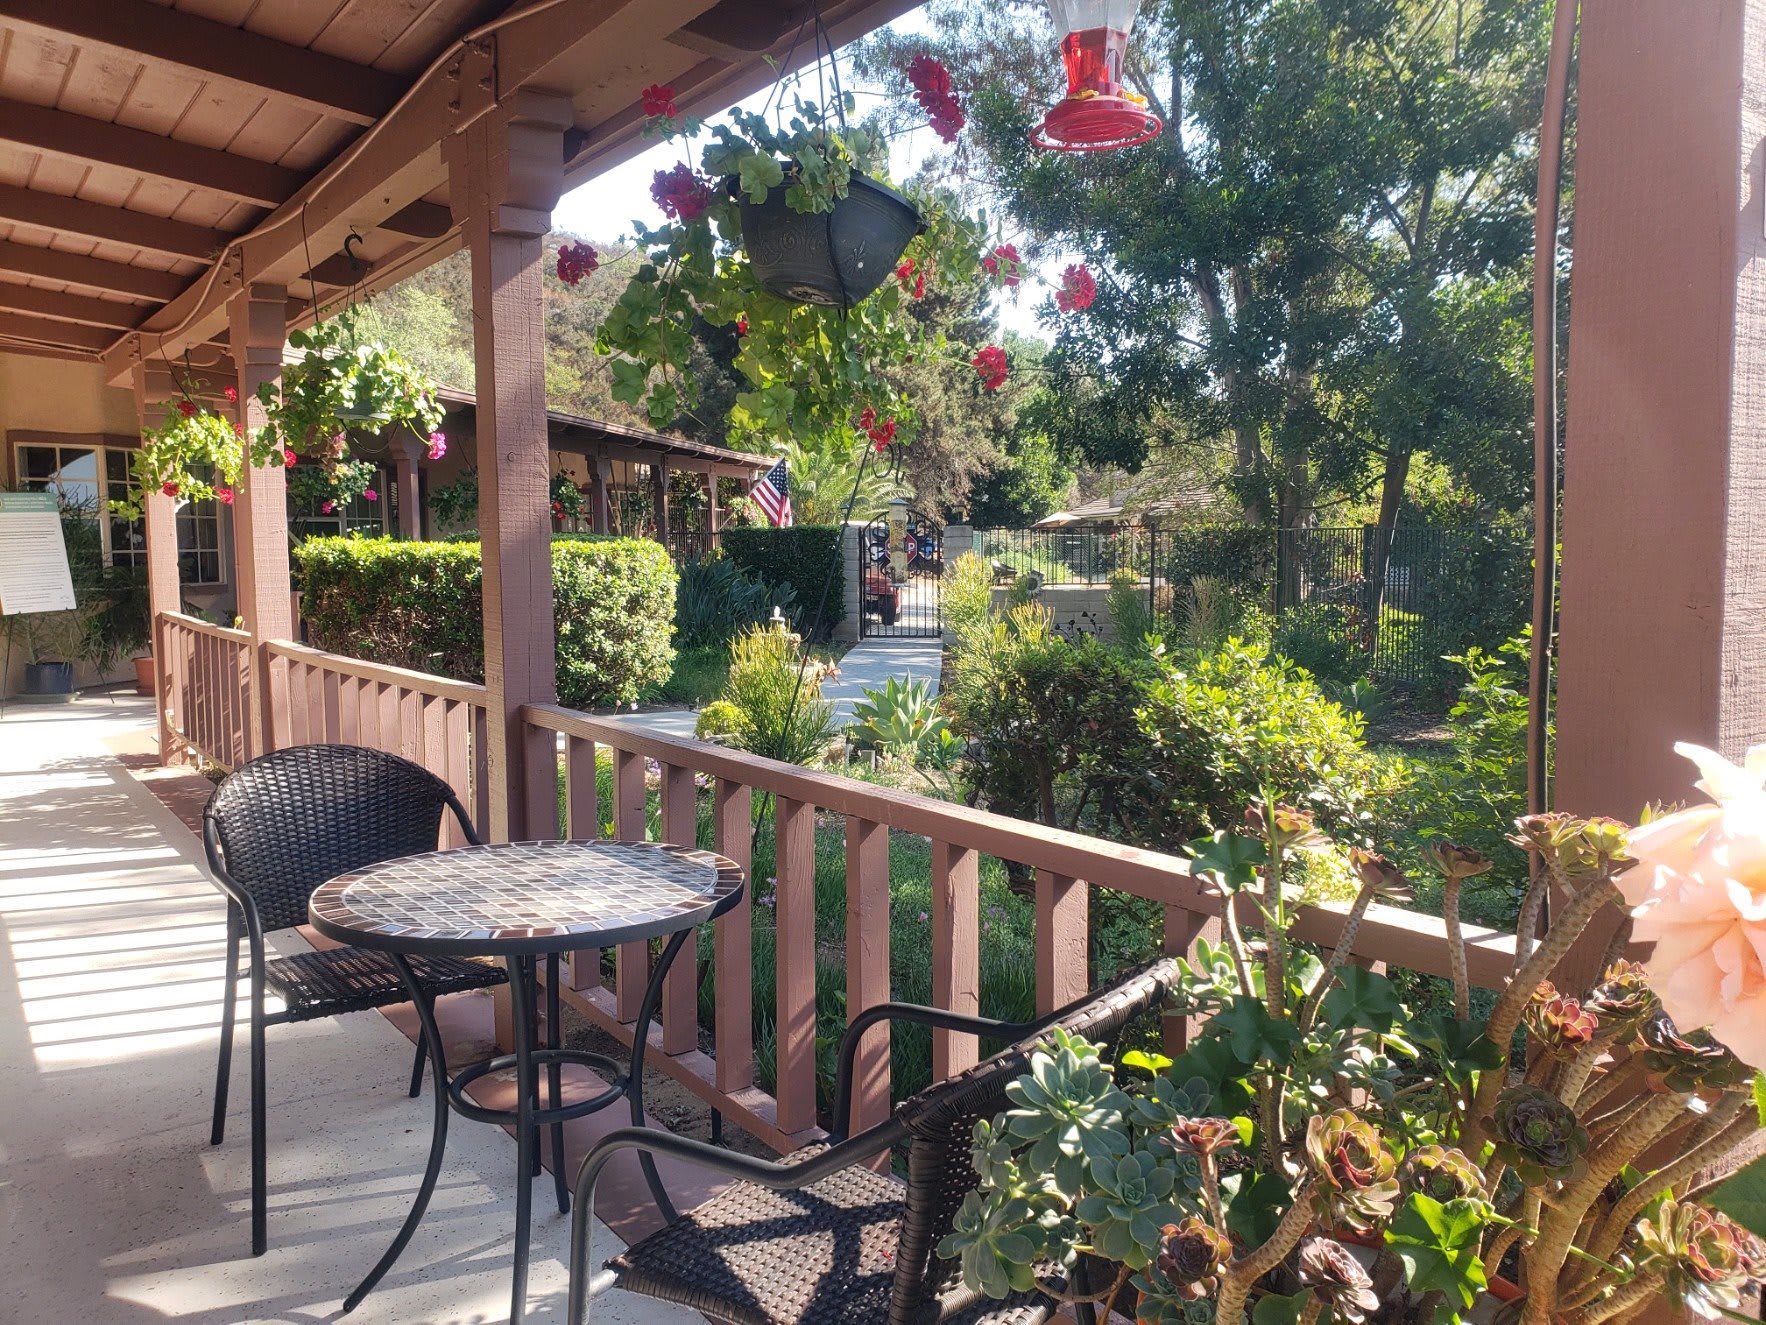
[550,7,1065,342]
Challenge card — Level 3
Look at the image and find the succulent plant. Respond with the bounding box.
[1155,1217,1230,1292]
[1305,1109,1400,1232]
[1584,958,1659,1036]
[1003,1028,1132,1195]
[1424,841,1494,881]
[1397,1144,1483,1204]
[1524,981,1600,1056]
[1490,1085,1591,1184]
[1167,1116,1240,1158]
[1634,1198,1753,1317]
[1126,1073,1215,1132]
[1296,1236,1382,1324]
[938,1191,1042,1299]
[1347,846,1415,902]
[1074,1147,1182,1267]
[1640,1013,1749,1093]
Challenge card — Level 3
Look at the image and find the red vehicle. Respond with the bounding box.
[864,568,900,625]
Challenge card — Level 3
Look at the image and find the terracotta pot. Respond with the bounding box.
[133,654,155,696]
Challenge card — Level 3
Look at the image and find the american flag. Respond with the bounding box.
[748,458,793,527]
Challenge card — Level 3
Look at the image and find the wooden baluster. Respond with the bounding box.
[444,700,472,846]
[565,735,602,991]
[305,663,322,746]
[846,816,892,1139]
[359,680,381,749]
[337,676,359,744]
[1162,907,1218,1055]
[284,660,305,746]
[527,721,560,840]
[471,705,491,841]
[383,683,407,759]
[713,779,754,1095]
[613,749,648,1022]
[321,668,342,743]
[1035,869,1088,1016]
[933,841,981,1078]
[660,764,699,1055]
[773,796,817,1135]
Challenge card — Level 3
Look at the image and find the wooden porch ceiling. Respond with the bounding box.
[0,0,920,378]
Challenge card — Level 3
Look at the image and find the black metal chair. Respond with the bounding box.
[201,742,509,1255]
[567,957,1182,1325]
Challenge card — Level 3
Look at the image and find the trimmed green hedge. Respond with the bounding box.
[294,535,676,709]
[720,525,844,637]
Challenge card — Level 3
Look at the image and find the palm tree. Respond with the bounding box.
[775,437,905,525]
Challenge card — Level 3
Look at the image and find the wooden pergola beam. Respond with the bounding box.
[0,97,304,208]
[0,241,186,302]
[0,184,228,261]
[0,282,143,329]
[0,0,407,127]
[0,310,114,352]
[380,201,454,240]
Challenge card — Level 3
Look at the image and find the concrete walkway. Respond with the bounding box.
[607,631,944,741]
[0,695,687,1324]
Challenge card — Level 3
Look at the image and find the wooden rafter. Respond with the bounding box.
[380,201,454,240]
[0,241,185,302]
[0,185,229,261]
[0,282,142,330]
[0,310,113,351]
[0,0,407,127]
[0,97,305,208]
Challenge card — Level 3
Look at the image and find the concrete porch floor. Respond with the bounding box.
[0,694,696,1323]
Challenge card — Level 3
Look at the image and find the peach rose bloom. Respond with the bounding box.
[1621,742,1766,1068]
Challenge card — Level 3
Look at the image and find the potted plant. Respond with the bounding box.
[78,564,152,692]
[940,751,1766,1323]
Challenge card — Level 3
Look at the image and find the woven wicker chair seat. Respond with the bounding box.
[608,1146,1051,1325]
[262,946,505,1022]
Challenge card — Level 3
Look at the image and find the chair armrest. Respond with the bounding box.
[829,1002,1039,1142]
[200,814,266,943]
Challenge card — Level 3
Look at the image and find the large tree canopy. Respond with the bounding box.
[858,0,1549,540]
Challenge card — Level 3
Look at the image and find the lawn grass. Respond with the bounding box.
[639,645,731,707]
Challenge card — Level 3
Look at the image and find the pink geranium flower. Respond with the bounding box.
[426,431,447,461]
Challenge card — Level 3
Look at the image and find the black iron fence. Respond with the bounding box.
[973,522,1530,692]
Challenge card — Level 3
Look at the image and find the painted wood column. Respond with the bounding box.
[133,370,182,766]
[1555,1,1766,982]
[393,437,423,539]
[650,459,670,546]
[228,283,290,757]
[705,466,721,548]
[444,91,570,842]
[590,454,611,534]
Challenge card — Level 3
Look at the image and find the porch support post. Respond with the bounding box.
[227,282,290,757]
[1556,0,1766,982]
[590,454,611,534]
[704,465,720,549]
[651,459,669,545]
[133,370,181,766]
[394,436,423,539]
[444,91,569,843]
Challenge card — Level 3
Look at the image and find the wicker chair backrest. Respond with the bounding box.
[886,958,1183,1325]
[203,743,470,934]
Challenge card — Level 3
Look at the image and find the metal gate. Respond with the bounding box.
[860,507,943,638]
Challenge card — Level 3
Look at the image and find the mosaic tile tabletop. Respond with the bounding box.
[309,839,745,955]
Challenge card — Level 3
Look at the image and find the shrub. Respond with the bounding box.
[1105,567,1152,647]
[294,534,676,709]
[943,551,994,648]
[674,555,794,649]
[696,624,838,764]
[721,525,845,637]
[1132,637,1396,842]
[1272,600,1369,686]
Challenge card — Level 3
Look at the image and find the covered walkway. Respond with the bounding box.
[0,695,685,1323]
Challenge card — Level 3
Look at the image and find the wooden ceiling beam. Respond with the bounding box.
[0,185,229,261]
[0,97,305,208]
[379,201,454,240]
[0,282,143,330]
[0,0,407,127]
[0,310,114,351]
[0,241,184,302]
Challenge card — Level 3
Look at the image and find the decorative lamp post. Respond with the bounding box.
[1031,0,1162,152]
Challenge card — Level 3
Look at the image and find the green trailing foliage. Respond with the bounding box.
[720,525,845,637]
[293,535,675,709]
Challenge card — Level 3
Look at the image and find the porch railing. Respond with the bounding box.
[156,611,253,770]
[155,617,1521,1156]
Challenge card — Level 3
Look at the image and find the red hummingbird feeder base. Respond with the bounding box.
[1031,92,1162,152]
[1030,13,1162,152]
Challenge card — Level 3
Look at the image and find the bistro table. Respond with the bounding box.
[308,838,745,1324]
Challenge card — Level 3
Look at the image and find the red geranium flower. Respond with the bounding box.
[907,54,952,97]
[972,345,1009,391]
[215,486,234,506]
[651,163,714,222]
[223,384,238,403]
[556,240,599,287]
[906,54,963,143]
[283,449,297,467]
[895,258,926,299]
[233,423,245,438]
[983,243,1022,287]
[177,400,196,418]
[1055,263,1098,313]
[736,316,749,336]
[161,480,179,497]
[640,83,678,119]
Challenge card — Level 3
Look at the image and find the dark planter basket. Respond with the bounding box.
[736,170,924,308]
[22,661,75,696]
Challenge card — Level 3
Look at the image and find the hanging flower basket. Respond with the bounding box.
[735,167,925,308]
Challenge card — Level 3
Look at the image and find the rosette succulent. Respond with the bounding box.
[1074,1148,1181,1267]
[1635,1198,1752,1317]
[1002,1028,1131,1195]
[1348,847,1415,903]
[1640,1014,1749,1093]
[1424,841,1494,881]
[1490,1085,1591,1183]
[1156,1217,1230,1293]
[1584,958,1659,1036]
[1397,1144,1483,1204]
[1524,981,1600,1057]
[1167,1117,1239,1157]
[1305,1109,1399,1232]
[1296,1236,1381,1324]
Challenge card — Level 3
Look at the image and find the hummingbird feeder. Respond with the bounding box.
[1031,0,1162,152]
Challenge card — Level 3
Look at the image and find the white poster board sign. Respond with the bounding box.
[0,491,77,616]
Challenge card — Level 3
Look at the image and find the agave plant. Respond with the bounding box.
[846,674,954,767]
